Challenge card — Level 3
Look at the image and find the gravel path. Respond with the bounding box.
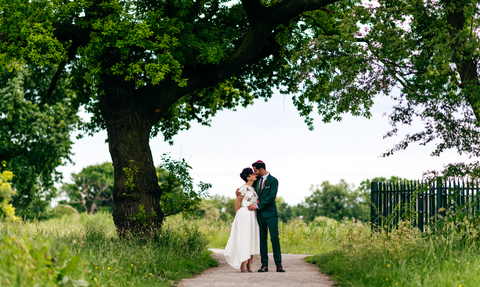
[178,249,335,287]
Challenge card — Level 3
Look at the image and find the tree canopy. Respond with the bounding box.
[0,65,78,218]
[355,0,480,177]
[1,0,377,232]
[3,0,478,232]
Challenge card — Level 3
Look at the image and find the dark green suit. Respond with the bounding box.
[255,174,282,267]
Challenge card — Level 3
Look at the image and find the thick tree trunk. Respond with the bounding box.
[446,0,480,122]
[98,75,163,237]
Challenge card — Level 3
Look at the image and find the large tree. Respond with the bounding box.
[0,0,379,234]
[355,0,480,176]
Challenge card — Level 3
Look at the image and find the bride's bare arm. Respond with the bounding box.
[235,195,244,213]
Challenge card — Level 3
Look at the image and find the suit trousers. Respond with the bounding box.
[257,212,282,267]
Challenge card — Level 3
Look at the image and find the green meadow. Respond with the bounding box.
[191,214,478,287]
[2,212,479,286]
[0,213,216,287]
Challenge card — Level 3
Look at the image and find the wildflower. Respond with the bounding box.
[387,264,390,267]
[108,267,111,270]
[145,275,148,277]
[131,264,134,266]
[96,267,99,269]
[149,273,152,275]
[386,278,388,281]
[94,278,97,281]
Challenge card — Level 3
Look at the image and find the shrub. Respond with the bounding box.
[0,169,18,221]
[53,204,79,218]
[0,212,217,287]
[0,235,88,286]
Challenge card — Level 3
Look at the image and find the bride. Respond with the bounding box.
[223,167,260,272]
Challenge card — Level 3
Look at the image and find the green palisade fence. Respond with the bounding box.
[371,178,480,231]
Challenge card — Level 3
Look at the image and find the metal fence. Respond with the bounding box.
[370,179,480,231]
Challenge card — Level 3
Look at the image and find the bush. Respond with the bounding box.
[0,235,88,286]
[311,216,338,227]
[0,212,217,287]
[53,204,79,218]
[0,169,18,221]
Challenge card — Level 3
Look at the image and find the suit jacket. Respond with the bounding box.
[255,174,279,219]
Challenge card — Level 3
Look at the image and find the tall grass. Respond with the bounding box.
[306,219,480,286]
[182,215,349,255]
[0,212,217,287]
[12,211,478,286]
[192,214,480,286]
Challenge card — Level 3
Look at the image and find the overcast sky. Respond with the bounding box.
[56,89,476,206]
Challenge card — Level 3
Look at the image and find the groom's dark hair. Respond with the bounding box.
[240,168,254,182]
[252,160,266,170]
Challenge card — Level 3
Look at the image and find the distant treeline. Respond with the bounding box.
[192,176,409,223]
[1,159,408,223]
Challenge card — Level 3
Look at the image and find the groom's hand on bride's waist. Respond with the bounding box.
[247,204,258,211]
[235,188,241,197]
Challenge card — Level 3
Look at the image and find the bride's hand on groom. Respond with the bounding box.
[247,204,258,211]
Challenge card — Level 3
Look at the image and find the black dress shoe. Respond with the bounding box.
[258,266,269,272]
[276,266,286,272]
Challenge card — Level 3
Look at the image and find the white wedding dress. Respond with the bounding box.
[223,184,260,269]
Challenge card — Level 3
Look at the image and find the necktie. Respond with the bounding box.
[259,177,264,194]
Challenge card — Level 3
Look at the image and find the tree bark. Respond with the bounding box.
[98,74,163,237]
[446,0,480,122]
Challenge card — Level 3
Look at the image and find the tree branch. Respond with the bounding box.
[241,0,267,24]
[302,13,334,36]
[140,0,342,115]
[202,0,219,22]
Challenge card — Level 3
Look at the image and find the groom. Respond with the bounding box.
[237,160,285,272]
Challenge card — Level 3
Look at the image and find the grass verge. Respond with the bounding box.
[0,212,217,287]
[306,220,479,287]
[189,214,480,286]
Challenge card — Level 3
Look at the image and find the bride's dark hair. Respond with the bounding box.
[240,167,254,182]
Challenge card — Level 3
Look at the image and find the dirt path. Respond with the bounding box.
[178,249,335,287]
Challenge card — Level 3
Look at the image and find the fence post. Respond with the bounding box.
[371,182,378,231]
[418,182,424,232]
[436,177,445,216]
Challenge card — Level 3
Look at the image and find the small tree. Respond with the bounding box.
[199,195,235,220]
[156,154,211,218]
[304,180,369,222]
[276,197,293,223]
[60,162,114,214]
[0,66,78,219]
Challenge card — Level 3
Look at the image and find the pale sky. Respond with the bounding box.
[56,89,476,206]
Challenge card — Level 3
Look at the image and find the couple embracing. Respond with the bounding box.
[223,160,285,273]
